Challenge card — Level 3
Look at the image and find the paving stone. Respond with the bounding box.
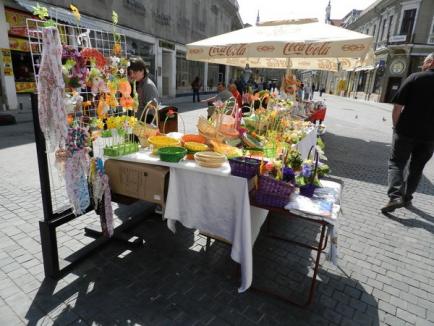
[396,308,417,324]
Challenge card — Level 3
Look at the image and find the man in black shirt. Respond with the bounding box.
[381,53,434,213]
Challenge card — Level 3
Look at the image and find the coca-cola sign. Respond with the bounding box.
[283,42,331,56]
[209,44,247,57]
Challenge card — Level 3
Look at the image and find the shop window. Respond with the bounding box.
[176,52,203,93]
[11,51,34,82]
[399,9,416,37]
[125,37,155,83]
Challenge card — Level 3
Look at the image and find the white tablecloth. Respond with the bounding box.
[164,168,268,293]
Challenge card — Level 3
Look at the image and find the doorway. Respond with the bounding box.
[385,77,402,103]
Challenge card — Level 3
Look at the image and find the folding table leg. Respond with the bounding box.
[205,236,211,251]
[305,223,327,306]
[253,222,327,307]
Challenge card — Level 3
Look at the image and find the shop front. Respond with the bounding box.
[4,7,37,110]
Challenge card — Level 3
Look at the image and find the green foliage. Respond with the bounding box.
[286,149,303,169]
[317,137,325,151]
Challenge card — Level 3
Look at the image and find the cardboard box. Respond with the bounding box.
[105,160,169,206]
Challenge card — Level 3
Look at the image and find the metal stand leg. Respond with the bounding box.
[205,236,211,251]
[306,223,326,306]
[39,221,59,278]
[253,220,328,307]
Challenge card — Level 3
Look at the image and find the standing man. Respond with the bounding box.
[191,76,202,103]
[381,53,434,213]
[128,57,159,121]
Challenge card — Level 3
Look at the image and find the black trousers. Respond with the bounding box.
[193,89,200,102]
[387,132,434,200]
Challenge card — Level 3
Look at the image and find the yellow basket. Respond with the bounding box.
[148,135,180,155]
[184,142,209,152]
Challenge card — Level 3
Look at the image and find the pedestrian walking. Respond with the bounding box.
[191,76,202,103]
[381,53,434,213]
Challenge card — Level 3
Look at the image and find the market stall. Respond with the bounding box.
[29,7,370,306]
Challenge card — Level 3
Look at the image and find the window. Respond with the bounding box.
[387,15,394,41]
[400,9,416,36]
[381,18,387,40]
[429,15,434,44]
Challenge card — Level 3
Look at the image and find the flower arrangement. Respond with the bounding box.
[62,46,88,89]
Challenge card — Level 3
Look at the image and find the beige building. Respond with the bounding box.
[341,0,434,102]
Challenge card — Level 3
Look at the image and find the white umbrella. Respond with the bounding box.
[186,18,373,72]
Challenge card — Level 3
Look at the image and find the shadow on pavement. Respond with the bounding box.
[25,211,379,325]
[251,212,380,325]
[323,132,434,196]
[0,121,36,150]
[383,206,434,234]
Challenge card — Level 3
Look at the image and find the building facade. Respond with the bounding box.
[0,0,243,111]
[345,0,434,102]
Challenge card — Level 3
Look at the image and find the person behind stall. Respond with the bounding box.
[228,83,242,108]
[128,57,159,122]
[191,76,202,103]
[128,57,162,215]
[381,53,434,213]
[202,82,233,118]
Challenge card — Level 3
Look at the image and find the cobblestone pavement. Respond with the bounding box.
[1,94,433,325]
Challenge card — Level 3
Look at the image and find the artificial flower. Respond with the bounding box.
[70,4,80,22]
[32,4,49,20]
[106,116,116,129]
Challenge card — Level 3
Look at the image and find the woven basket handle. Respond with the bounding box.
[139,100,159,126]
[307,145,319,185]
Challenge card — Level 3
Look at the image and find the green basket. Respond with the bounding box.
[104,142,139,157]
[158,146,187,163]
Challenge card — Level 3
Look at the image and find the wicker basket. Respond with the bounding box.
[148,135,180,155]
[181,134,206,145]
[158,146,187,162]
[197,116,217,138]
[255,175,295,207]
[229,157,260,179]
[133,100,159,147]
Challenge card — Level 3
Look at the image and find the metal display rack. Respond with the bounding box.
[27,17,144,279]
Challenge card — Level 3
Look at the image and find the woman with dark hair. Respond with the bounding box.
[127,57,159,120]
